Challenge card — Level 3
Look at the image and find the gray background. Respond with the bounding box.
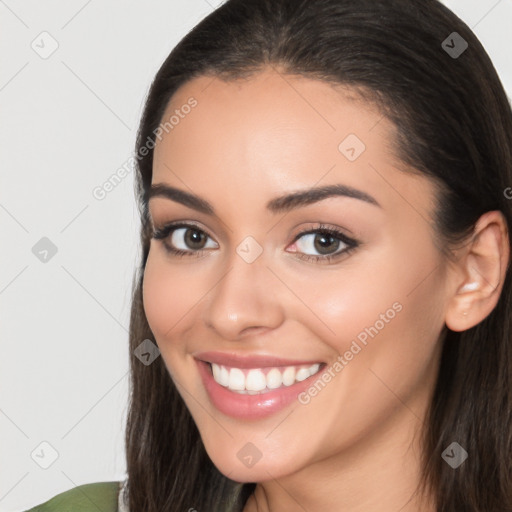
[1,0,511,510]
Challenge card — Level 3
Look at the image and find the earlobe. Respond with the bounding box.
[444,211,510,332]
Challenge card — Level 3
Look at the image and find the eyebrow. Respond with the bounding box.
[147,182,381,215]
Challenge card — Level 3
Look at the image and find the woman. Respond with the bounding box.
[26,0,512,510]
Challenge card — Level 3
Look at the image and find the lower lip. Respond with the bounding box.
[196,360,323,420]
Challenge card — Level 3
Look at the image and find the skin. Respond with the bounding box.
[142,67,509,511]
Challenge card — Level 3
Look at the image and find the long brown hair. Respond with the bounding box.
[125,1,512,510]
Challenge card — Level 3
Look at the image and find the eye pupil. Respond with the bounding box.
[185,228,206,249]
[314,233,339,255]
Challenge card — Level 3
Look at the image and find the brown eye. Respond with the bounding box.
[295,231,347,256]
[169,227,217,252]
[287,225,360,263]
[312,233,341,255]
[152,223,219,256]
[180,228,208,250]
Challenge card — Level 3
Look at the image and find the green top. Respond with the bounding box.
[24,481,123,512]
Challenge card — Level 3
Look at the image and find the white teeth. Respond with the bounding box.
[219,366,229,387]
[212,362,222,383]
[282,366,296,386]
[246,369,267,392]
[228,368,245,391]
[295,368,310,382]
[266,368,283,389]
[210,362,322,393]
[308,363,320,375]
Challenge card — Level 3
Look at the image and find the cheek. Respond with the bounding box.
[281,241,446,376]
[341,242,440,329]
[275,259,402,353]
[142,248,202,352]
[277,260,445,458]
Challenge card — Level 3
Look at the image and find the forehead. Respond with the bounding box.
[154,68,392,167]
[151,68,433,218]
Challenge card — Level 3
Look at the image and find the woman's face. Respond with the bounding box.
[143,68,450,482]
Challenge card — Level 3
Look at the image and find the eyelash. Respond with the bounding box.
[151,222,359,264]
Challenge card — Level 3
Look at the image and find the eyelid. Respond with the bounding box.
[290,223,355,244]
[152,220,217,242]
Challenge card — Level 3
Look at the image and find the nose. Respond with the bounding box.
[201,246,285,341]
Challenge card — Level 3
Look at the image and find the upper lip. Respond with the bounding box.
[193,351,324,369]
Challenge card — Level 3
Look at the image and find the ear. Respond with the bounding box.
[445,210,510,332]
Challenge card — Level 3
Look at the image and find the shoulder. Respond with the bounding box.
[24,481,123,512]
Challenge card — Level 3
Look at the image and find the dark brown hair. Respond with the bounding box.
[125,1,512,510]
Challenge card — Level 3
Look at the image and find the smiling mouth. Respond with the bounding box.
[207,362,325,394]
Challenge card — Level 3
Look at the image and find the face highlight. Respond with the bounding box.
[142,68,449,487]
